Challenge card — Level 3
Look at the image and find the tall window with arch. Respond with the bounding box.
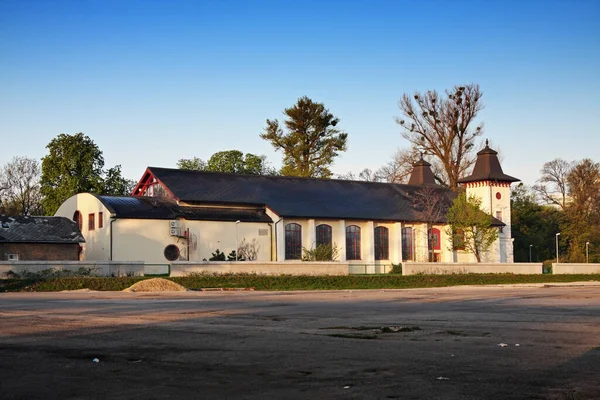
[428,228,441,251]
[374,226,389,260]
[316,224,332,247]
[285,223,302,260]
[402,227,413,261]
[346,225,361,260]
[73,211,82,231]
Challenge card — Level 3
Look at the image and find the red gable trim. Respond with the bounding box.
[131,167,179,200]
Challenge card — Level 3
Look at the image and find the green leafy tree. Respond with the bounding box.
[102,165,136,196]
[177,157,207,171]
[260,96,348,178]
[511,183,561,262]
[177,151,276,175]
[41,133,105,214]
[396,84,484,190]
[41,133,136,214]
[446,192,499,262]
[561,159,600,262]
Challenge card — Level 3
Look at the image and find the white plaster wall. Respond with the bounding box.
[403,262,543,275]
[55,193,112,261]
[0,261,144,277]
[171,261,349,276]
[466,183,515,263]
[553,263,600,274]
[112,219,272,264]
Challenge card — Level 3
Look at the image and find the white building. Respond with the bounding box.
[55,142,519,267]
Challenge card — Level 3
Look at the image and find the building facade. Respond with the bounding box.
[55,142,518,266]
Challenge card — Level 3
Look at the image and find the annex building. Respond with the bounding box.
[55,142,519,267]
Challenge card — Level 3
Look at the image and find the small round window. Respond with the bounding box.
[496,192,502,200]
[164,244,180,261]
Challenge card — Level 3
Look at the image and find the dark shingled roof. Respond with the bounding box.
[458,142,520,183]
[408,157,436,186]
[93,195,272,223]
[0,216,85,244]
[146,167,461,223]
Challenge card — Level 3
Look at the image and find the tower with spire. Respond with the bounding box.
[458,140,520,262]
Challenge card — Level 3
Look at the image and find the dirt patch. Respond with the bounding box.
[123,278,188,292]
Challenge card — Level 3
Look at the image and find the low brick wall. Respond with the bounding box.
[170,261,349,277]
[402,262,543,275]
[0,261,145,277]
[553,263,600,275]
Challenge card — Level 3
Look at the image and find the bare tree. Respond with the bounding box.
[533,158,573,209]
[412,186,448,261]
[396,84,484,191]
[0,156,44,215]
[337,168,382,182]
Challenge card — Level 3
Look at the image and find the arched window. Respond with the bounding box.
[346,225,361,260]
[374,226,389,260]
[428,228,441,251]
[402,227,413,261]
[316,224,332,247]
[73,211,82,231]
[285,223,302,260]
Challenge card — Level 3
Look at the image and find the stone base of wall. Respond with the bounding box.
[0,261,144,277]
[553,263,600,274]
[403,262,543,275]
[348,264,393,274]
[171,261,348,277]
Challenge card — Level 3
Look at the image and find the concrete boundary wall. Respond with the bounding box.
[403,262,543,275]
[0,261,145,277]
[171,261,349,276]
[553,263,600,275]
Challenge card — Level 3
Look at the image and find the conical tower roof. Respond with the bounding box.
[408,155,436,185]
[458,140,520,184]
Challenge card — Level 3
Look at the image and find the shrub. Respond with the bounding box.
[390,263,403,274]
[237,238,259,261]
[302,243,340,261]
[209,249,226,261]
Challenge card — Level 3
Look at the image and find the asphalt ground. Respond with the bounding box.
[1,284,599,399]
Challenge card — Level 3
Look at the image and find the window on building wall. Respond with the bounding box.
[285,223,302,260]
[98,212,103,229]
[496,211,502,221]
[73,211,82,231]
[374,226,389,260]
[88,213,95,231]
[402,227,413,261]
[453,229,465,250]
[428,228,441,251]
[316,224,332,247]
[346,225,361,260]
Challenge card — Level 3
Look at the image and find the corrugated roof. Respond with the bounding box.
[0,216,85,244]
[93,195,272,223]
[146,167,459,222]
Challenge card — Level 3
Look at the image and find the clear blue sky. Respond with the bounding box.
[1,0,599,185]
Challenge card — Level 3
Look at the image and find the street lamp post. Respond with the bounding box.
[555,233,561,264]
[586,241,590,264]
[529,244,533,263]
[235,220,241,261]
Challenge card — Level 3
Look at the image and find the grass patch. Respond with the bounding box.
[0,273,598,292]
